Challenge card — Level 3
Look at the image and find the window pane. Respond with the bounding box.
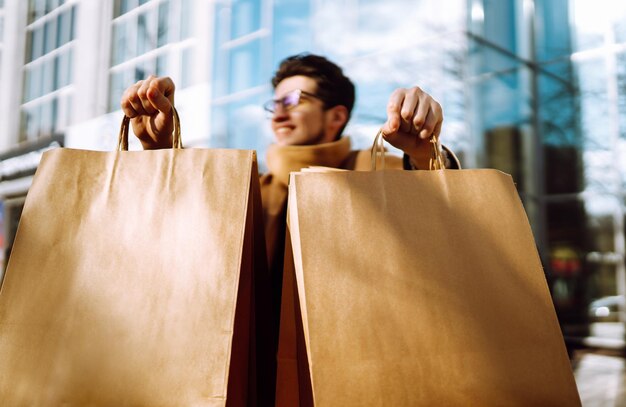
[40,100,53,136]
[70,5,76,40]
[137,9,156,56]
[28,64,43,100]
[44,19,57,55]
[31,104,42,139]
[232,0,259,38]
[19,109,29,143]
[115,0,133,17]
[111,21,130,65]
[54,49,71,89]
[51,97,58,132]
[109,70,123,112]
[156,52,168,76]
[45,0,57,14]
[181,47,193,88]
[21,106,40,140]
[134,58,155,82]
[42,58,54,94]
[180,0,192,39]
[57,8,72,47]
[157,0,169,47]
[31,27,43,61]
[22,68,31,103]
[29,0,46,23]
[229,40,262,93]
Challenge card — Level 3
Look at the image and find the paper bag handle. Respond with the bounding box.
[370,128,445,171]
[117,107,183,151]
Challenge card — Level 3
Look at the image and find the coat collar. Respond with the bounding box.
[265,137,352,185]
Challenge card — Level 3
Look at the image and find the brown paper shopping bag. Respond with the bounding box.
[283,133,581,406]
[0,110,266,406]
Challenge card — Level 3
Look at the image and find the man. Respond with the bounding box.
[121,53,458,405]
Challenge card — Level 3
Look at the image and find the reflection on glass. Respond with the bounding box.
[577,58,608,151]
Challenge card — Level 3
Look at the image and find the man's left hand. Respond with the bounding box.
[381,87,443,169]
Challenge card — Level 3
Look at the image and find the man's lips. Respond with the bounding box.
[275,126,295,135]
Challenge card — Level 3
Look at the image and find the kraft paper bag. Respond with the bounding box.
[0,112,266,406]
[283,138,581,406]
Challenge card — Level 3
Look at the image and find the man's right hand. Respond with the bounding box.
[120,75,176,150]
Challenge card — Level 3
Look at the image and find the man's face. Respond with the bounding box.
[270,75,332,146]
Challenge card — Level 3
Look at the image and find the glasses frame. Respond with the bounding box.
[263,89,324,114]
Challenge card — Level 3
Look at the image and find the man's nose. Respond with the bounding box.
[272,104,289,121]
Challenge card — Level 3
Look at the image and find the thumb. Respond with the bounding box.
[381,116,400,137]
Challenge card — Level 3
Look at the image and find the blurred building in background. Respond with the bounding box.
[0,0,625,347]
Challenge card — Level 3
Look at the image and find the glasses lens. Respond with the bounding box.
[263,100,276,113]
[282,90,301,110]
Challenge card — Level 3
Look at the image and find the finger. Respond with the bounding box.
[422,100,443,138]
[400,89,419,134]
[418,109,438,139]
[412,95,431,136]
[127,81,147,115]
[432,119,442,138]
[147,77,174,114]
[121,88,139,118]
[383,89,404,135]
[137,76,158,115]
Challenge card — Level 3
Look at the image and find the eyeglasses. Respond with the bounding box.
[263,89,323,114]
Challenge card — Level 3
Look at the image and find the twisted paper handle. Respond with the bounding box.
[429,135,445,170]
[117,107,182,151]
[370,129,444,171]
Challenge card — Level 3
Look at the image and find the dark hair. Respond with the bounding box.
[272,54,356,137]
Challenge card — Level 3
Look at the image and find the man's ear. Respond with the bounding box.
[324,105,349,141]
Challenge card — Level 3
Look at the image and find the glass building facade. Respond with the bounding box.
[466,0,626,342]
[21,0,76,142]
[109,0,194,112]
